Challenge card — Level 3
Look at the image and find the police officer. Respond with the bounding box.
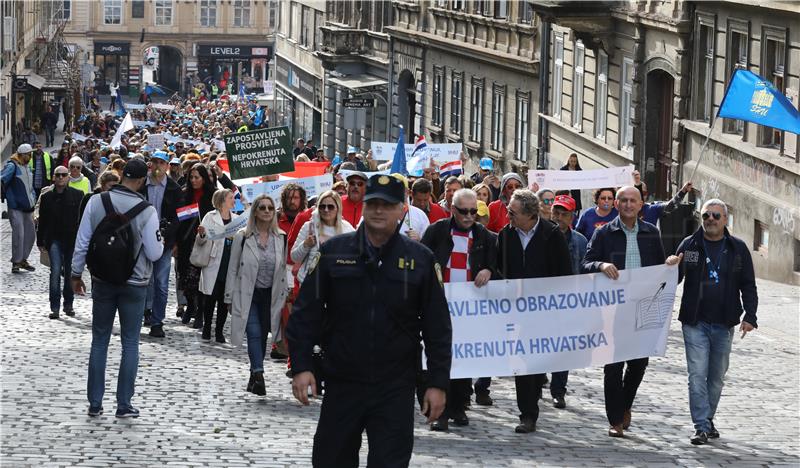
[287,174,452,468]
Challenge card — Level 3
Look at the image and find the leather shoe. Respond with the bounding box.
[246,374,255,393]
[553,396,566,409]
[251,371,266,396]
[514,418,536,433]
[608,424,624,438]
[707,419,719,439]
[452,410,469,427]
[430,417,448,431]
[149,325,165,338]
[623,410,632,429]
[475,392,493,406]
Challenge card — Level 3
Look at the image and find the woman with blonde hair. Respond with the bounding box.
[225,194,290,395]
[472,182,493,205]
[290,190,354,284]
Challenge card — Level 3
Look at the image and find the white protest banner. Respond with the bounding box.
[206,208,250,241]
[70,132,88,142]
[527,165,635,191]
[125,104,147,111]
[147,133,165,149]
[443,264,678,379]
[151,103,176,112]
[239,174,333,208]
[370,142,462,165]
[132,120,156,128]
[337,169,390,180]
[212,139,226,152]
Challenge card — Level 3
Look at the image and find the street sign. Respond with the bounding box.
[223,126,295,180]
[343,98,374,108]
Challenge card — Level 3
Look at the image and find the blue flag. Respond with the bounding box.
[115,93,126,117]
[718,69,800,134]
[254,107,264,126]
[390,126,407,175]
[239,83,246,99]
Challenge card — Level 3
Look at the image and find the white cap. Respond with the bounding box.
[16,143,33,154]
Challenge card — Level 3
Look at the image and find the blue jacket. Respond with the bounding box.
[564,228,588,275]
[581,217,665,273]
[1,156,36,212]
[675,228,758,328]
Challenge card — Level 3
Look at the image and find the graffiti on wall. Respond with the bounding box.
[772,207,796,237]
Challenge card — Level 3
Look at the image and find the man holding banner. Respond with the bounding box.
[497,189,572,433]
[581,186,677,438]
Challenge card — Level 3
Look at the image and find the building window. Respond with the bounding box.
[268,0,278,30]
[314,11,323,50]
[693,15,715,122]
[470,78,484,142]
[474,0,489,15]
[723,23,748,135]
[515,91,530,161]
[620,57,634,151]
[552,33,564,118]
[518,2,534,24]
[433,67,444,127]
[452,0,464,11]
[55,1,71,20]
[131,0,144,19]
[759,30,786,149]
[154,0,172,26]
[491,84,506,151]
[450,72,463,135]
[233,0,251,27]
[493,0,507,19]
[595,50,608,140]
[103,0,122,24]
[572,40,585,129]
[200,0,217,27]
[754,219,769,254]
[300,6,312,47]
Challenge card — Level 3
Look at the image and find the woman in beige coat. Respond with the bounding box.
[224,194,290,396]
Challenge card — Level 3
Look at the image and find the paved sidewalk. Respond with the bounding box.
[1,219,798,467]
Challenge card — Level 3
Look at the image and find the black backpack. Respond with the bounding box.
[86,192,150,285]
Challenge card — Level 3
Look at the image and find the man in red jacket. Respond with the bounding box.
[486,173,524,233]
[411,178,449,224]
[340,171,367,227]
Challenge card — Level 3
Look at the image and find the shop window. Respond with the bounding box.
[552,33,564,118]
[572,40,585,130]
[470,78,484,142]
[595,49,608,140]
[515,91,530,161]
[200,0,217,27]
[234,0,251,27]
[131,0,144,19]
[491,84,505,152]
[103,0,122,24]
[759,29,786,149]
[693,14,715,122]
[754,219,769,254]
[450,71,463,136]
[154,0,172,26]
[723,20,748,135]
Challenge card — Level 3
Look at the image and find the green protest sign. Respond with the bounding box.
[223,126,295,179]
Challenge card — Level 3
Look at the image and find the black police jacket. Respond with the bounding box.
[287,225,453,390]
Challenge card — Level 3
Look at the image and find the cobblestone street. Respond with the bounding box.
[1,220,799,467]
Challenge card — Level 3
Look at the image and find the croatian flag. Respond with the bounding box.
[177,203,200,221]
[439,160,463,178]
[411,135,427,158]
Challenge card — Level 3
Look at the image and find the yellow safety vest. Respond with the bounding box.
[69,177,90,194]
[238,125,249,133]
[28,152,52,180]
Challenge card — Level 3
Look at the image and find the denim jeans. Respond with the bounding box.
[246,288,272,373]
[146,250,172,326]
[683,321,734,432]
[87,280,147,410]
[48,240,74,312]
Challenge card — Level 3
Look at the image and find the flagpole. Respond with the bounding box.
[687,115,718,183]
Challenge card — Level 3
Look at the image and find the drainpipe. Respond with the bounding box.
[536,18,551,170]
[387,34,394,141]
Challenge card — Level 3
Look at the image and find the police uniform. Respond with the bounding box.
[286,175,452,468]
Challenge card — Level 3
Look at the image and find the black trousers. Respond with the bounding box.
[202,280,228,336]
[515,373,546,422]
[313,380,415,468]
[442,378,471,418]
[604,357,649,426]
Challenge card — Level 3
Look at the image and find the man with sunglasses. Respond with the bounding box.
[36,166,84,319]
[288,174,451,467]
[421,188,497,431]
[668,199,757,445]
[340,172,367,227]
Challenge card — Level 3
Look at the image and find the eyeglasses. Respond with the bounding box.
[69,165,81,169]
[318,204,336,212]
[598,196,614,201]
[256,204,275,212]
[702,212,722,221]
[454,207,478,216]
[54,173,69,178]
[542,198,554,205]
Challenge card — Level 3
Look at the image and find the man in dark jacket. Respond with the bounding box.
[139,150,182,337]
[497,189,572,434]
[287,174,451,468]
[37,165,84,318]
[668,198,757,445]
[41,105,58,147]
[581,185,676,438]
[421,188,497,431]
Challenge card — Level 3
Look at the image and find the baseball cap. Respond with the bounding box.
[364,174,405,205]
[122,158,149,179]
[552,195,577,212]
[152,150,170,162]
[347,146,358,154]
[170,157,181,165]
[345,171,368,182]
[391,173,409,190]
[16,143,33,154]
[479,157,493,171]
[477,200,489,217]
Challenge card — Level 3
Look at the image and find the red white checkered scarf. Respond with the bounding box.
[444,228,473,283]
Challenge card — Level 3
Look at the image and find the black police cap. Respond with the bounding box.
[364,174,405,205]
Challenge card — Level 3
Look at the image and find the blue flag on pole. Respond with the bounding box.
[115,93,126,117]
[390,126,407,175]
[254,107,264,126]
[239,83,246,99]
[718,69,800,134]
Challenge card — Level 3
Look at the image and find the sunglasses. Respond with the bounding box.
[454,207,478,216]
[318,204,337,212]
[542,198,554,205]
[69,165,81,169]
[256,204,275,212]
[702,212,722,221]
[54,173,69,178]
